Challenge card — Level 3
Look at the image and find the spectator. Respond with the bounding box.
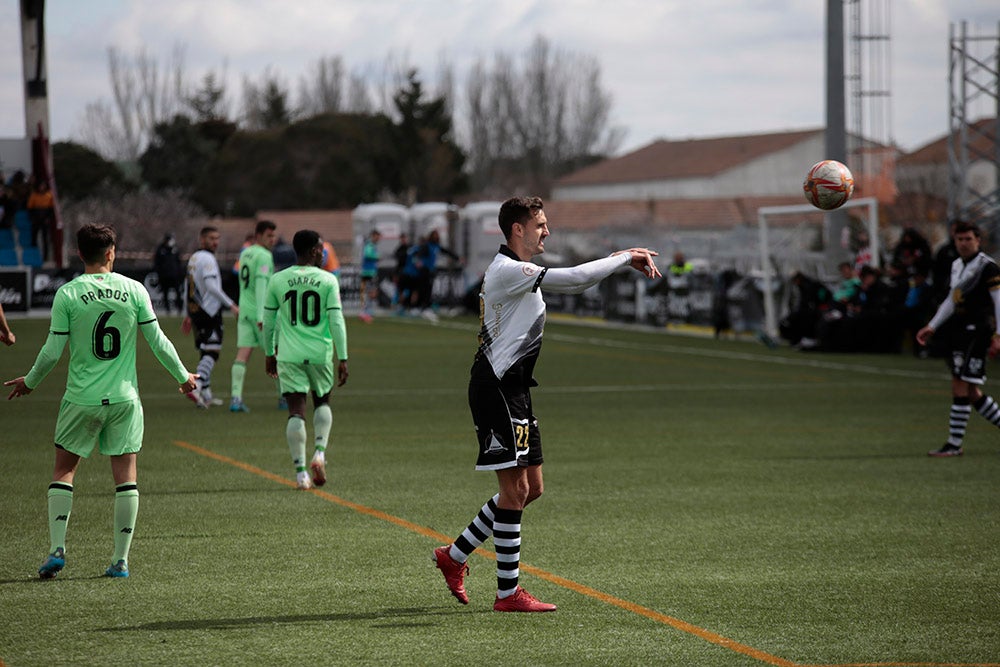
[0,184,15,229]
[832,262,861,308]
[153,233,184,315]
[321,241,341,278]
[359,230,380,323]
[931,220,959,305]
[780,271,832,348]
[415,229,460,317]
[392,233,410,306]
[27,179,55,262]
[893,227,932,280]
[271,236,296,271]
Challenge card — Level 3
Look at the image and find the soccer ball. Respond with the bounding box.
[803,160,855,210]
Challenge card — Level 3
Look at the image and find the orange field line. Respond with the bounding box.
[172,440,998,667]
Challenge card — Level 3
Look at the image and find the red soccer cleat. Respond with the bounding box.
[310,457,327,487]
[432,546,469,604]
[493,586,557,612]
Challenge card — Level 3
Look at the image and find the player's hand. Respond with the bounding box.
[0,330,14,346]
[617,248,661,278]
[990,335,1000,359]
[231,305,240,317]
[337,360,349,387]
[265,356,278,379]
[4,376,31,400]
[180,317,192,335]
[179,373,199,395]
[915,326,933,346]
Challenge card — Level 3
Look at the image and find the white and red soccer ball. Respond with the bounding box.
[803,160,855,211]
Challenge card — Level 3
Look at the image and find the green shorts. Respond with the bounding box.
[54,398,144,458]
[237,316,266,349]
[277,360,335,397]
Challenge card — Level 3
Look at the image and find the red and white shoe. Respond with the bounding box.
[493,586,557,612]
[432,546,469,604]
[310,455,327,487]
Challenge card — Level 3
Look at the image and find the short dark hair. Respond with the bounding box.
[255,220,277,236]
[954,220,980,238]
[293,229,322,257]
[78,224,116,264]
[498,196,544,240]
[200,226,218,238]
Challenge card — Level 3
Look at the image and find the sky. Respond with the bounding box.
[0,0,997,159]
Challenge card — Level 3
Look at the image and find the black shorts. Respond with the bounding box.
[468,358,543,471]
[191,309,224,353]
[946,322,990,385]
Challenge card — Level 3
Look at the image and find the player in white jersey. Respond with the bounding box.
[182,226,238,408]
[433,196,661,612]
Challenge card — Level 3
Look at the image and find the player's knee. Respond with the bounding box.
[525,484,544,506]
[312,392,330,408]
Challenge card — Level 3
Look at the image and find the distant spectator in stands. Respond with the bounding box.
[668,251,693,277]
[7,171,30,213]
[27,179,55,262]
[154,232,184,315]
[832,261,861,308]
[893,227,932,280]
[321,241,341,278]
[852,230,874,273]
[0,184,15,229]
[271,236,296,271]
[359,230,381,323]
[780,271,832,349]
[415,230,460,317]
[931,220,960,304]
[392,233,410,306]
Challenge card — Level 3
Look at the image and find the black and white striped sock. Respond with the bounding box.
[450,494,499,564]
[947,396,972,446]
[494,507,522,599]
[973,394,1000,427]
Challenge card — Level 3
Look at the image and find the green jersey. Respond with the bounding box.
[24,272,189,405]
[263,265,348,363]
[238,243,274,323]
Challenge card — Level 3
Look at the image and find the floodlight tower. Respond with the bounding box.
[845,0,893,199]
[19,0,64,267]
[948,21,1000,234]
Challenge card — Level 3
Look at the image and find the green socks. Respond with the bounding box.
[231,361,246,400]
[113,484,139,563]
[47,483,74,553]
[287,416,307,472]
[314,404,333,451]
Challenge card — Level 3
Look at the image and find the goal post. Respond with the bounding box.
[757,197,879,338]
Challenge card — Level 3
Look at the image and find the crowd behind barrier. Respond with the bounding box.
[0,223,964,359]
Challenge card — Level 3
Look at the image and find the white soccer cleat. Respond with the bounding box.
[296,471,312,490]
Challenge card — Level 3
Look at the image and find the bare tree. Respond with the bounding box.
[241,68,294,130]
[74,45,188,161]
[459,35,622,194]
[297,55,376,117]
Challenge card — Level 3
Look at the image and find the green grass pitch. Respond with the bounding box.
[0,314,998,666]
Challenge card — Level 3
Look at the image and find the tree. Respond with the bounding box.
[138,115,217,193]
[193,112,400,216]
[460,35,622,195]
[392,69,467,203]
[242,69,294,130]
[74,45,188,161]
[187,70,231,122]
[52,141,130,202]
